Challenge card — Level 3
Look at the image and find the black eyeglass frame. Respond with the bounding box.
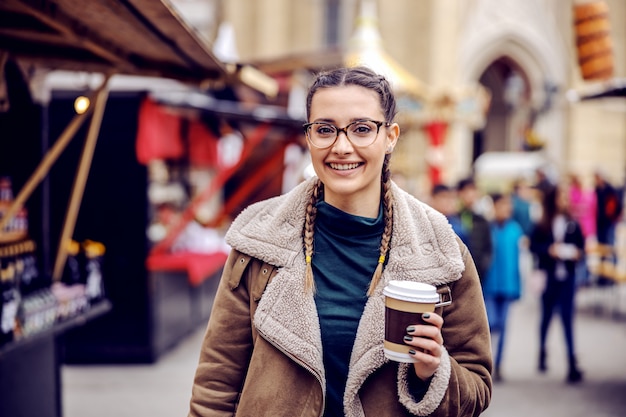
[302,119,390,149]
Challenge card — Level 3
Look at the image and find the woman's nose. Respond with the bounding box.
[332,130,353,153]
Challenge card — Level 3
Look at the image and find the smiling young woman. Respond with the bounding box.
[188,66,492,417]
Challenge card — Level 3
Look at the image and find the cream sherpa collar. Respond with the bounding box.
[225,177,464,416]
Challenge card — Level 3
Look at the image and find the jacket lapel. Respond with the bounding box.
[226,179,326,385]
[253,262,326,387]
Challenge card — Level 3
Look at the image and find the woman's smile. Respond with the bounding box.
[328,162,363,171]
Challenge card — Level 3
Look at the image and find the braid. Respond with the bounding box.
[303,178,323,293]
[367,155,394,296]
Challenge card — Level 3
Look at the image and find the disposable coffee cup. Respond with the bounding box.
[383,280,440,363]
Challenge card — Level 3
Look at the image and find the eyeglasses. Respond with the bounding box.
[303,119,389,149]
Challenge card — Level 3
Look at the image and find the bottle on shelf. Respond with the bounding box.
[83,239,106,303]
[18,240,40,295]
[16,240,57,337]
[0,176,28,243]
[62,240,83,286]
[0,246,20,345]
[0,176,12,202]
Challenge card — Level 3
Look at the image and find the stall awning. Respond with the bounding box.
[567,78,626,102]
[0,0,228,84]
[580,85,626,100]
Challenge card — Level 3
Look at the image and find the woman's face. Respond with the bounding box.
[307,85,399,216]
[556,187,570,213]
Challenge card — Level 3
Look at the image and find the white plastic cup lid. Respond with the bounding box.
[383,280,439,303]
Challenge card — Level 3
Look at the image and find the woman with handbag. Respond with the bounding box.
[188,66,492,417]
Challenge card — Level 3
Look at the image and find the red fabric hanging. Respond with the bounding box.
[187,118,219,167]
[425,121,448,186]
[135,98,184,164]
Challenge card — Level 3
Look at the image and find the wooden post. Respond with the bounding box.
[52,75,111,281]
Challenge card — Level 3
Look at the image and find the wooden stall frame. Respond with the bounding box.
[0,75,111,250]
[52,74,111,280]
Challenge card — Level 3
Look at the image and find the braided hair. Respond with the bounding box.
[303,66,397,295]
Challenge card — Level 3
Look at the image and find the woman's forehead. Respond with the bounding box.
[309,85,382,119]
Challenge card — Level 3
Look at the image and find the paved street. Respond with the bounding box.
[62,284,626,417]
[483,285,626,417]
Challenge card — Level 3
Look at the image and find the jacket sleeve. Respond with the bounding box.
[188,250,256,417]
[399,240,493,416]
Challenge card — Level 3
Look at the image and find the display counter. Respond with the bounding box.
[0,300,112,417]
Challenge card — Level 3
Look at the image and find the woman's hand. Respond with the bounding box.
[549,243,580,261]
[404,312,445,381]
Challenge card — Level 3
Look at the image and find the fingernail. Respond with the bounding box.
[422,313,431,319]
[408,349,417,355]
[406,326,415,333]
[403,335,413,342]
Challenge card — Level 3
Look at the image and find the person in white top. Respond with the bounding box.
[529,186,585,383]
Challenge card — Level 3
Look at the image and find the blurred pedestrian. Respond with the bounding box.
[534,168,556,205]
[568,173,596,240]
[429,184,465,241]
[510,178,538,290]
[482,193,524,382]
[567,173,597,286]
[456,177,493,283]
[511,178,536,237]
[594,169,622,246]
[529,186,585,383]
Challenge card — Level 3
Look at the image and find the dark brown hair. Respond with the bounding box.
[303,66,397,295]
[305,66,398,123]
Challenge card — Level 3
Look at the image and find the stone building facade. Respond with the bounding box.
[177,0,626,195]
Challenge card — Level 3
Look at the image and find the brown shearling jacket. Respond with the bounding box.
[188,179,492,417]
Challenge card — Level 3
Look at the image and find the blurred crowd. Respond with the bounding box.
[422,167,626,385]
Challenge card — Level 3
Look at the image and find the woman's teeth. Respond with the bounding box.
[329,163,360,170]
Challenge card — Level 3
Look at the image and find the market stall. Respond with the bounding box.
[0,1,266,416]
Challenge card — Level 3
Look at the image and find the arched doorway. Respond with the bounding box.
[473,57,532,162]
[457,2,568,178]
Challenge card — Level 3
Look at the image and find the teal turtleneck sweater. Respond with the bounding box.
[312,200,383,417]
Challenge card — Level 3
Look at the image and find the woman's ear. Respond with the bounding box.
[386,123,400,153]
